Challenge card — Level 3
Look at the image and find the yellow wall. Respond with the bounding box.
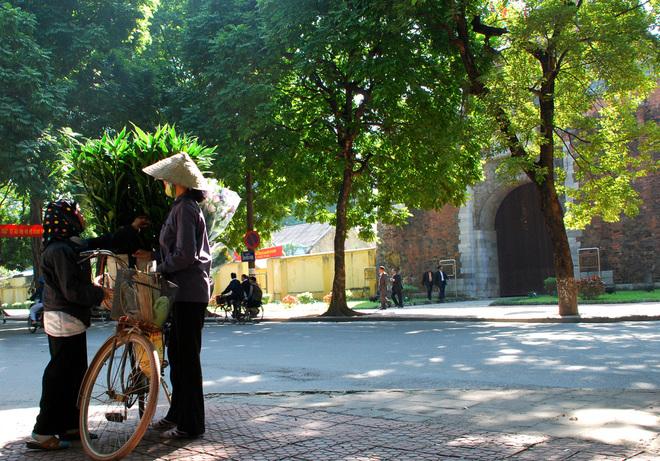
[0,276,30,305]
[213,247,377,301]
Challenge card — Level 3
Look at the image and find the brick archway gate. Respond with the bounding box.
[495,183,555,296]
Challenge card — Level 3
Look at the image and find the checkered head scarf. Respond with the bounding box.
[42,199,84,247]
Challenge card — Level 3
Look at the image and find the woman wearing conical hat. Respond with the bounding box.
[142,152,210,439]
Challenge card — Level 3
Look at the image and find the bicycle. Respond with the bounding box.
[77,250,175,461]
[214,294,263,323]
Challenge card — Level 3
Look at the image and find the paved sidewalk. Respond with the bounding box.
[2,388,658,460]
[258,300,660,323]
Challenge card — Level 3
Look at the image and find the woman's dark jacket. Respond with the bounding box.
[41,239,104,327]
[157,194,211,304]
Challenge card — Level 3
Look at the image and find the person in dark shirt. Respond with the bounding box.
[221,273,243,319]
[390,268,404,308]
[434,266,448,302]
[143,152,211,439]
[240,274,250,303]
[421,270,434,301]
[27,200,112,451]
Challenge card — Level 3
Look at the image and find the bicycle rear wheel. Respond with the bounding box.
[79,332,159,461]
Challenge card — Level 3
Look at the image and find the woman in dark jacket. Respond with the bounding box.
[27,200,111,450]
[142,152,211,439]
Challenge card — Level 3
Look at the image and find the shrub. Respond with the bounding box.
[543,277,557,296]
[577,276,605,300]
[297,292,315,304]
[402,284,417,293]
[345,289,354,300]
[11,301,31,309]
[281,294,299,307]
[262,293,271,304]
[323,292,332,304]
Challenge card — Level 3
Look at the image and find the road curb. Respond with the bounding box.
[206,314,660,324]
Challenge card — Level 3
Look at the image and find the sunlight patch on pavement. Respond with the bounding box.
[452,364,476,372]
[344,369,394,379]
[631,381,657,390]
[484,355,562,367]
[0,407,38,448]
[498,348,524,354]
[204,374,262,385]
[566,408,660,445]
[559,365,609,372]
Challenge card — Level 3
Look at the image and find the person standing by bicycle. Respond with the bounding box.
[27,199,113,451]
[142,152,211,440]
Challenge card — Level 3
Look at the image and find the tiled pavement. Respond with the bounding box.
[2,389,658,460]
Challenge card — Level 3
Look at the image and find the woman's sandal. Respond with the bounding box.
[25,435,70,450]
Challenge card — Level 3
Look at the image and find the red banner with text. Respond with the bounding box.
[0,224,43,238]
[234,245,284,261]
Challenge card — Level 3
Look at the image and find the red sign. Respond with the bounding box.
[255,245,283,259]
[0,224,43,238]
[234,246,283,261]
[244,230,260,250]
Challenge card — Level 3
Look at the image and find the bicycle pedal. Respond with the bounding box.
[105,412,125,422]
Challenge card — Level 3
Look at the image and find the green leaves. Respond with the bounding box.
[61,124,216,248]
[0,3,64,195]
[453,0,658,229]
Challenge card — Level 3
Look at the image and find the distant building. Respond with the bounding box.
[377,89,659,297]
[270,222,375,256]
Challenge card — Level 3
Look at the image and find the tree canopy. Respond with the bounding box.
[0,3,64,195]
[413,0,659,314]
[179,0,300,249]
[260,0,486,314]
[0,0,656,317]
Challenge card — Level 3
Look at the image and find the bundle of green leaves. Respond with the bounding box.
[61,124,216,249]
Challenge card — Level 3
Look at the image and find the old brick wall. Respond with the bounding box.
[578,178,658,285]
[377,205,460,288]
[577,88,659,285]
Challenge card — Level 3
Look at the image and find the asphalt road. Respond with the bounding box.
[1,320,658,411]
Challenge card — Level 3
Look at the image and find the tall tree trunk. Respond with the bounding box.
[532,51,578,316]
[536,180,578,315]
[30,194,42,280]
[245,169,256,275]
[322,161,359,317]
[448,7,579,316]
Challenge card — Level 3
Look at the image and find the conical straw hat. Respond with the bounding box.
[142,152,209,190]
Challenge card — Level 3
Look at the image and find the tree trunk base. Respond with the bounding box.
[557,277,579,316]
[321,305,364,317]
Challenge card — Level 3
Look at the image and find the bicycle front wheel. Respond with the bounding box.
[79,332,159,461]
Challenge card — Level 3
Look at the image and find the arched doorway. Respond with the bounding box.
[495,183,555,296]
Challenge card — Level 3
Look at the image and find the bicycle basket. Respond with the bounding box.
[111,269,177,326]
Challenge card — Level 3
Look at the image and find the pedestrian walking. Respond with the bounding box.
[391,268,404,308]
[378,266,390,310]
[27,200,112,451]
[142,152,211,439]
[422,269,434,301]
[435,266,448,302]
